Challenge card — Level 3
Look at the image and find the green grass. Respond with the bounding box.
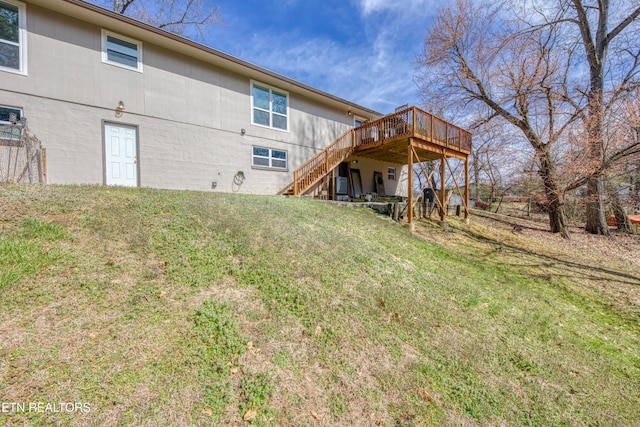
[0,185,638,426]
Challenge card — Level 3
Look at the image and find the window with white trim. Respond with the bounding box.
[387,167,396,181]
[101,30,142,72]
[0,105,22,141]
[251,82,288,131]
[252,146,288,170]
[0,0,27,75]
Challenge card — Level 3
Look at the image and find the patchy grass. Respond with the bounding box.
[0,185,638,426]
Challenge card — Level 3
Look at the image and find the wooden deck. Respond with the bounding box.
[353,106,471,163]
[284,106,472,201]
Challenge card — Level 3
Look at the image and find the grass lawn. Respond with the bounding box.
[0,185,638,426]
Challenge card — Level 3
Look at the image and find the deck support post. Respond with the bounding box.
[331,168,335,201]
[464,155,470,222]
[440,153,446,221]
[407,139,414,229]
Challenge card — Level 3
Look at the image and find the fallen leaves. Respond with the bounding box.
[247,341,261,354]
[386,312,400,323]
[311,411,325,421]
[417,387,435,403]
[243,409,258,421]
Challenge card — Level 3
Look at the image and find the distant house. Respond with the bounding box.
[1,0,471,219]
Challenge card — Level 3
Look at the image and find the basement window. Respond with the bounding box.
[0,105,22,142]
[101,30,142,72]
[252,146,288,170]
[387,167,396,181]
[0,0,27,75]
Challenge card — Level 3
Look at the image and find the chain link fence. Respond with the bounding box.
[0,117,45,184]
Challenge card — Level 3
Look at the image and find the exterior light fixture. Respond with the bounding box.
[241,128,246,135]
[347,110,353,116]
[116,101,125,117]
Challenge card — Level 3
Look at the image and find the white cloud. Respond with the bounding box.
[358,0,448,16]
[231,29,418,113]
[211,0,454,112]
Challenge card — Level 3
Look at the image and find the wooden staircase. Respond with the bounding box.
[279,129,355,196]
[279,106,473,197]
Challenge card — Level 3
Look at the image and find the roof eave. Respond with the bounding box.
[27,0,382,119]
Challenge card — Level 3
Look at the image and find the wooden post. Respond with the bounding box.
[42,147,47,184]
[464,155,470,220]
[408,139,414,227]
[440,154,446,221]
[293,170,299,195]
[411,107,416,136]
[331,168,335,201]
[430,112,434,140]
[324,151,328,174]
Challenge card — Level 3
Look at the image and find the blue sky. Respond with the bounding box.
[205,0,452,113]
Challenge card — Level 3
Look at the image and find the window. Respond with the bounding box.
[0,0,27,74]
[387,167,396,181]
[251,82,288,131]
[0,105,22,141]
[252,146,288,170]
[101,30,142,72]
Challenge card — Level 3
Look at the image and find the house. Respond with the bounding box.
[1,0,471,222]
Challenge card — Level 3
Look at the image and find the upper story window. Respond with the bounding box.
[251,81,288,131]
[0,0,27,75]
[101,30,142,72]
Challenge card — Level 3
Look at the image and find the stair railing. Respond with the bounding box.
[292,129,354,195]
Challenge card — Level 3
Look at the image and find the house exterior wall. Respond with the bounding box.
[1,1,370,194]
[345,157,404,197]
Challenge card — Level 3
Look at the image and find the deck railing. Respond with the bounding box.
[292,129,354,195]
[286,106,471,195]
[354,106,472,153]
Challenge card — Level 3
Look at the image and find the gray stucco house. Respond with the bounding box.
[1,0,410,195]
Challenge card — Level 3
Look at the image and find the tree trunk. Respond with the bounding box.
[473,155,480,201]
[547,197,569,238]
[574,0,611,236]
[539,151,570,238]
[607,182,633,233]
[585,176,610,235]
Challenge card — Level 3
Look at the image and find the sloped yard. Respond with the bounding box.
[0,185,638,426]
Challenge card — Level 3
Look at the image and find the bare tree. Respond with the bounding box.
[92,0,221,37]
[602,92,640,231]
[418,0,640,238]
[555,0,640,235]
[417,0,577,237]
[469,118,522,209]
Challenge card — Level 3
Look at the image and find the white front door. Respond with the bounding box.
[104,123,138,187]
